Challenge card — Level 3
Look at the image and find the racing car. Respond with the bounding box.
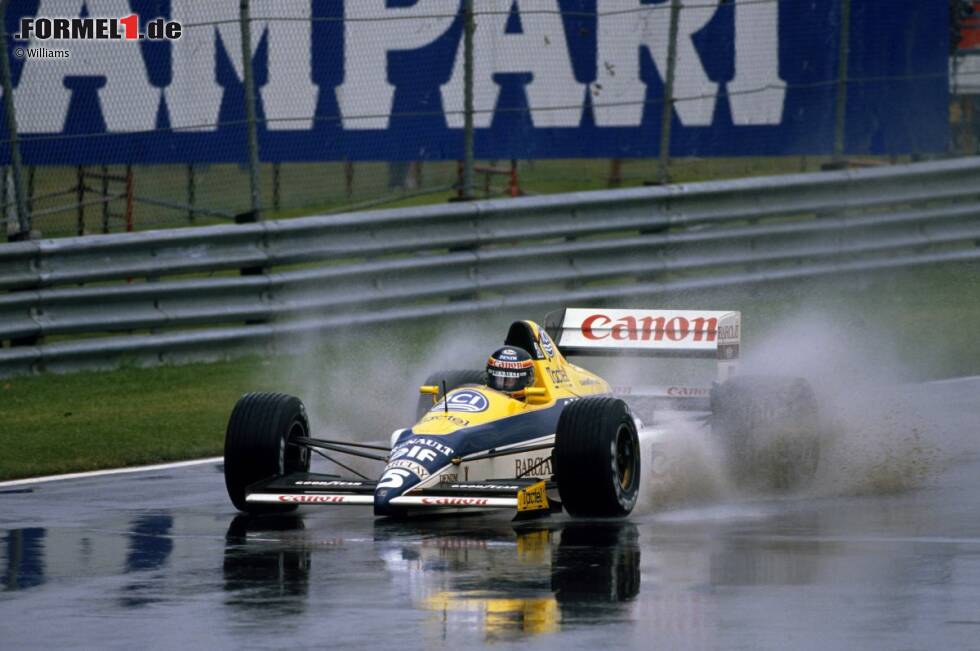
[223,308,820,519]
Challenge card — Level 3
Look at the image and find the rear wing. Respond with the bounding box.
[545,308,740,379]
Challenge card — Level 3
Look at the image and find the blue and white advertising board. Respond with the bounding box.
[2,0,949,164]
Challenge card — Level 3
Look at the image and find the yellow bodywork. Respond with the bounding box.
[413,320,611,437]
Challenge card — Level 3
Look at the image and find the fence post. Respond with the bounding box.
[124,165,134,232]
[101,165,110,233]
[461,0,475,200]
[76,165,85,235]
[272,161,281,212]
[239,0,262,220]
[27,164,34,213]
[187,164,196,223]
[832,0,851,162]
[657,0,681,185]
[0,4,31,240]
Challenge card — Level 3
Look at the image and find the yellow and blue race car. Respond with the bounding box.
[223,307,817,519]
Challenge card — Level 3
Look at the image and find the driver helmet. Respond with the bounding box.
[486,346,535,395]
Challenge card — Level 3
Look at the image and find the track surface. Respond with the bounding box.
[2,379,979,649]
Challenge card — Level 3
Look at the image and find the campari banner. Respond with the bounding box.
[1,0,949,164]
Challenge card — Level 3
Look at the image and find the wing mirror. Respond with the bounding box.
[419,385,440,405]
[524,387,548,404]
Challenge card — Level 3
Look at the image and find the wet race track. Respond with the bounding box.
[2,378,979,650]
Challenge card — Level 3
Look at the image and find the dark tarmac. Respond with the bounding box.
[2,378,979,650]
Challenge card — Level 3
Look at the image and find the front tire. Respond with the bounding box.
[554,397,640,517]
[224,392,312,514]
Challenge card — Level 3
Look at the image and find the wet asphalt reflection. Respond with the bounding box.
[2,380,979,649]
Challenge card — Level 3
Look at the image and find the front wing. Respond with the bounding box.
[245,472,557,514]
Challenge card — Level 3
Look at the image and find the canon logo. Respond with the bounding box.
[666,386,710,397]
[278,495,345,503]
[581,314,718,342]
[420,497,490,506]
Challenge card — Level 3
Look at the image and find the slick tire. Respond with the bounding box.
[224,392,312,514]
[554,397,641,518]
[711,376,820,491]
[415,369,487,420]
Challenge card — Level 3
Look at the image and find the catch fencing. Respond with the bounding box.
[0,156,978,376]
[1,0,954,238]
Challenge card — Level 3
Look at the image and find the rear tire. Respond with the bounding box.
[711,376,820,491]
[224,392,312,514]
[554,397,640,517]
[414,369,486,420]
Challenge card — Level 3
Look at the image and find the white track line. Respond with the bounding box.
[924,375,980,386]
[0,456,223,489]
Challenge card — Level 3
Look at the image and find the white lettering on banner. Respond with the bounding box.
[339,0,457,130]
[594,0,718,127]
[10,1,786,137]
[13,0,157,133]
[167,1,317,131]
[729,0,785,125]
[594,0,784,127]
[442,0,585,128]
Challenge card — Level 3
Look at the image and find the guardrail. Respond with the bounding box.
[1,157,979,376]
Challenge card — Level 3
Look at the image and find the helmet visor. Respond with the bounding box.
[487,368,531,393]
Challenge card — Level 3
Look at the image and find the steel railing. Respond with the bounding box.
[1,157,979,375]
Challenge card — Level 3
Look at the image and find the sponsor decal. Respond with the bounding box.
[538,331,556,358]
[438,473,459,485]
[278,494,346,503]
[397,438,456,458]
[294,480,364,487]
[378,468,413,489]
[581,313,718,343]
[387,459,430,480]
[516,456,553,477]
[547,367,570,385]
[516,481,549,512]
[432,389,489,414]
[718,323,740,342]
[450,483,521,490]
[390,446,438,464]
[489,369,524,379]
[666,386,710,398]
[420,497,490,507]
[418,414,469,427]
[489,358,533,370]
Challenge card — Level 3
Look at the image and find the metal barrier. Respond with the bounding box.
[1,157,979,376]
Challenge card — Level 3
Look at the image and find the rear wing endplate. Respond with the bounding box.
[545,308,740,379]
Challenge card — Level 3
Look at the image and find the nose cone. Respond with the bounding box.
[373,459,426,516]
[374,432,460,516]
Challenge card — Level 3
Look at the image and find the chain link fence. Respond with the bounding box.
[0,0,962,240]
